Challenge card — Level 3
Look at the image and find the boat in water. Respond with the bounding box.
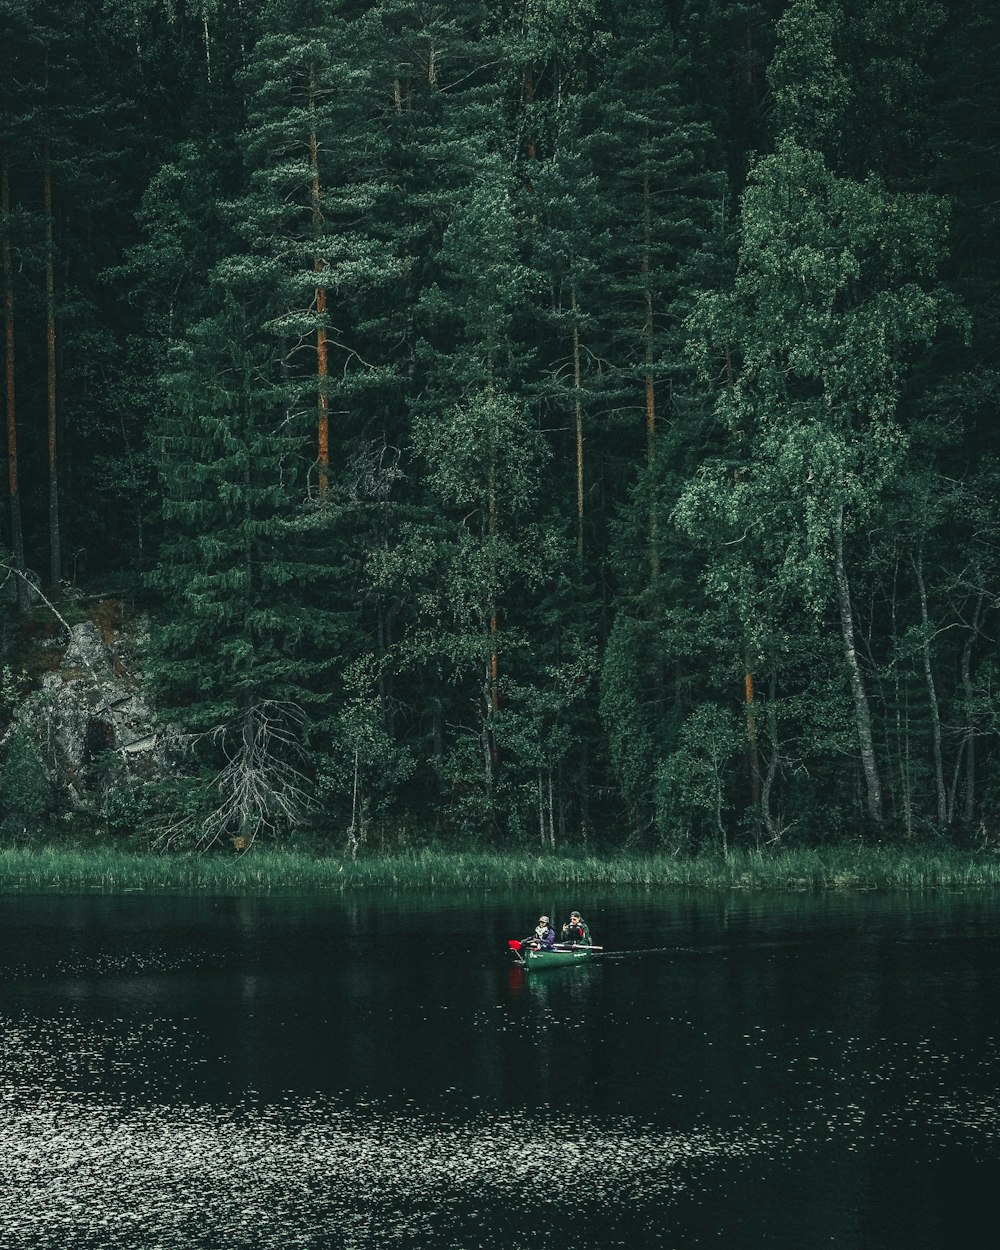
[507,939,601,970]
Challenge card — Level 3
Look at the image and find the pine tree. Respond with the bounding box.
[0,1,32,609]
[148,277,339,845]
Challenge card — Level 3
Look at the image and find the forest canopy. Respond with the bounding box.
[1,0,998,853]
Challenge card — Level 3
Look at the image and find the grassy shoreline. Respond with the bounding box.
[0,844,999,893]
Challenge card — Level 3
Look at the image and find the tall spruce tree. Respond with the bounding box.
[149,279,341,846]
[144,1,374,844]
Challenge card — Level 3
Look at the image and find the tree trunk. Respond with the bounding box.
[548,766,555,850]
[578,740,590,843]
[487,419,497,704]
[376,598,395,736]
[485,353,499,772]
[960,595,984,828]
[202,13,213,86]
[1,148,27,612]
[522,67,536,160]
[889,557,912,834]
[834,504,882,825]
[642,173,659,579]
[347,747,361,859]
[715,750,727,859]
[761,670,780,843]
[745,666,761,811]
[432,698,443,758]
[309,71,329,499]
[572,285,584,565]
[43,147,60,591]
[912,551,947,827]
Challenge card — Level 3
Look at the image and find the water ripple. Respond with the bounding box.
[0,1092,770,1249]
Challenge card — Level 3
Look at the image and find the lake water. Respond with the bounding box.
[2,887,999,1248]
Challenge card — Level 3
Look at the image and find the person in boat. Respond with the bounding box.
[561,910,592,946]
[525,915,555,950]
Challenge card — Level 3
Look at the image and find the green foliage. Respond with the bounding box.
[768,0,850,150]
[326,654,415,838]
[2,0,999,853]
[0,728,55,837]
[0,666,19,732]
[682,141,949,605]
[655,703,740,851]
[600,614,662,836]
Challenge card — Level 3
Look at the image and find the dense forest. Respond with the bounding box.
[0,0,998,853]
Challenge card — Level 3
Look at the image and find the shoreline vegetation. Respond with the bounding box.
[1,846,999,894]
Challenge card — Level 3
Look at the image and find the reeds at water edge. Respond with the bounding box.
[1,844,999,893]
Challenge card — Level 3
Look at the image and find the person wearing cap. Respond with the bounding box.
[524,915,555,950]
[561,910,592,946]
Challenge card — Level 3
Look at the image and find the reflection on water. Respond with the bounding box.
[1,1085,769,1249]
[2,890,1000,1248]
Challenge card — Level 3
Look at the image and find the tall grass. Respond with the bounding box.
[0,844,999,893]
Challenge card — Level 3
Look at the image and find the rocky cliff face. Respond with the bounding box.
[10,614,169,813]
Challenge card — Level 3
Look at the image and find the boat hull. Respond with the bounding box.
[519,945,597,971]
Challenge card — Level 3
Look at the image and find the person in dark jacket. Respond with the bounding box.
[525,915,555,950]
[561,910,592,946]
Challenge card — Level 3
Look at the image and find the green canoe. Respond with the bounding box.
[509,942,601,970]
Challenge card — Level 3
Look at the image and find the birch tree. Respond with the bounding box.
[679,0,950,829]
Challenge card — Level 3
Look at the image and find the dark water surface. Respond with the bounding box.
[2,888,999,1248]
